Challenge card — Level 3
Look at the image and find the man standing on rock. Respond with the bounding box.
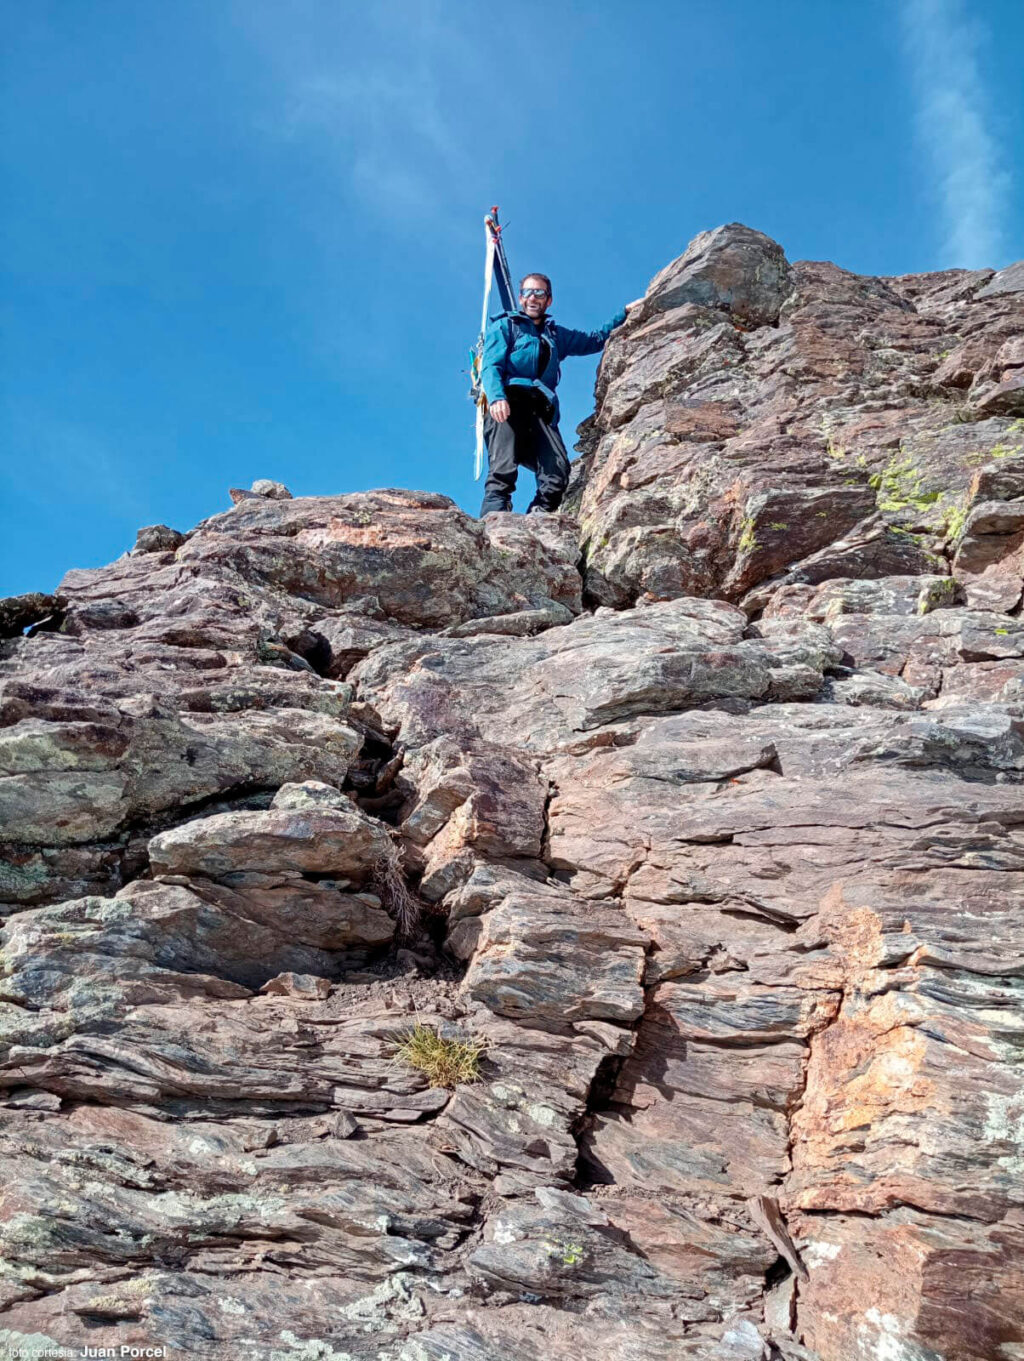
[479,274,627,516]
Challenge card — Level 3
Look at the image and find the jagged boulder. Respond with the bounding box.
[147,797,387,879]
[637,222,793,327]
[0,592,58,638]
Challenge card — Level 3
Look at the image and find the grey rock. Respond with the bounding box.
[0,592,58,639]
[468,1200,677,1301]
[250,478,293,499]
[271,779,351,811]
[970,452,1024,503]
[259,972,333,999]
[441,600,575,638]
[147,802,388,879]
[133,524,185,553]
[953,497,1024,611]
[975,259,1024,298]
[460,883,647,1026]
[971,372,1024,417]
[827,670,926,710]
[640,223,793,328]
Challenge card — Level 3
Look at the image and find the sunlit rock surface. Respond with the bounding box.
[1,227,1023,1360]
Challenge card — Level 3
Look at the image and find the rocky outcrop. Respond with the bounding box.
[571,223,1024,613]
[1,226,1022,1361]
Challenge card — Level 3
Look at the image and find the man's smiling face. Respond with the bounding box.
[520,276,551,321]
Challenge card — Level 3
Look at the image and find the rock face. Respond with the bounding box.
[1,226,1022,1361]
[571,224,1024,612]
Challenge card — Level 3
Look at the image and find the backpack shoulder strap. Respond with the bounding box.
[493,309,531,327]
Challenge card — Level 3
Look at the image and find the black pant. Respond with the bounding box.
[480,387,571,516]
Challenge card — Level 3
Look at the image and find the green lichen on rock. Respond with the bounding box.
[917,578,961,615]
[942,495,971,544]
[825,436,847,461]
[819,414,846,462]
[543,1237,586,1267]
[78,1275,153,1320]
[870,449,946,516]
[963,424,1023,466]
[0,1332,66,1359]
[0,850,51,904]
[737,515,758,554]
[988,440,1023,460]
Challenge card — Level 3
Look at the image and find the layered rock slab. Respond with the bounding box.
[0,489,586,914]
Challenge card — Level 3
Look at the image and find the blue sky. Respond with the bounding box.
[2,0,1022,596]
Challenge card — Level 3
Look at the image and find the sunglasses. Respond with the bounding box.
[520,288,549,298]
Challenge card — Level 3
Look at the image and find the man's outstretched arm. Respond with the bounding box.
[554,307,628,358]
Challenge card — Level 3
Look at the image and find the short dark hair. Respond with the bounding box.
[519,273,552,296]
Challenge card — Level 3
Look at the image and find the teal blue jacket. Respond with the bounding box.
[481,307,627,422]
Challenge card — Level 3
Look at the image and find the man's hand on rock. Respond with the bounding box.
[490,400,511,423]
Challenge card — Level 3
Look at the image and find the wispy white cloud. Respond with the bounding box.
[900,0,1010,267]
[231,0,505,370]
[241,1,486,233]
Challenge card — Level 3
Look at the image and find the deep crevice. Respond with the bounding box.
[344,725,407,824]
[571,937,657,1191]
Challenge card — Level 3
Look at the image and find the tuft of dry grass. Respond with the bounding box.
[372,837,421,938]
[394,1024,484,1088]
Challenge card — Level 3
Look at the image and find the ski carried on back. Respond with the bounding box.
[470,207,515,479]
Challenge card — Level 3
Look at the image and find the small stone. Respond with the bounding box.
[711,1318,769,1360]
[332,1110,360,1138]
[829,671,926,710]
[395,947,430,972]
[147,799,385,880]
[259,972,332,1000]
[61,600,139,633]
[133,524,185,553]
[492,1172,541,1197]
[239,1124,278,1151]
[917,577,966,614]
[251,479,293,499]
[271,780,350,811]
[640,222,792,328]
